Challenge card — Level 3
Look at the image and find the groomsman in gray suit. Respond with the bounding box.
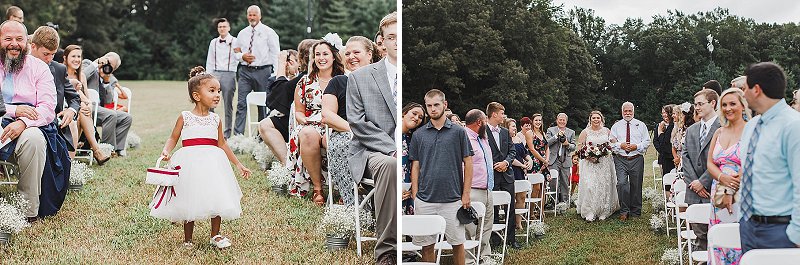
[347,12,397,265]
[610,102,650,221]
[682,88,720,251]
[546,113,576,203]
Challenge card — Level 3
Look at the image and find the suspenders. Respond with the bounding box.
[213,37,233,72]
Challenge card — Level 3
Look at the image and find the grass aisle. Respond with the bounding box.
[1,81,373,264]
[505,147,673,264]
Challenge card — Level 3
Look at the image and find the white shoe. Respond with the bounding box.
[210,235,231,249]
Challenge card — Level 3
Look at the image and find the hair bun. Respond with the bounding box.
[189,66,206,78]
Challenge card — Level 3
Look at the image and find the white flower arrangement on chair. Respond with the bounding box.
[316,204,374,239]
[70,161,95,186]
[650,193,665,211]
[660,248,680,265]
[251,144,276,170]
[530,220,549,236]
[266,162,290,187]
[642,187,659,202]
[650,211,666,231]
[126,132,142,149]
[0,196,29,234]
[226,135,259,154]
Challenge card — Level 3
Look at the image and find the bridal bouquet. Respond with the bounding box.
[578,142,612,163]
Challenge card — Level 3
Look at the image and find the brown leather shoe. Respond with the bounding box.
[619,213,628,221]
[377,253,397,265]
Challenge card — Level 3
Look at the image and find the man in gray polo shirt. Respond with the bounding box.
[410,89,473,265]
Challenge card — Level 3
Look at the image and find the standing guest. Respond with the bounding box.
[260,40,315,165]
[682,89,721,251]
[508,118,531,229]
[287,36,345,205]
[463,109,494,265]
[739,62,800,253]
[0,20,68,220]
[706,87,750,264]
[410,89,472,265]
[322,36,378,206]
[485,102,518,249]
[205,18,238,138]
[570,154,579,197]
[545,113,575,204]
[448,113,462,124]
[524,115,549,215]
[653,104,676,176]
[62,45,109,165]
[610,102,650,221]
[402,102,425,215]
[29,26,80,155]
[374,31,387,58]
[671,103,695,170]
[346,11,398,264]
[82,52,133,156]
[703,80,723,96]
[5,6,23,23]
[232,5,280,135]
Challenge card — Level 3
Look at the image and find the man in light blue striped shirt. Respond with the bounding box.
[739,62,800,253]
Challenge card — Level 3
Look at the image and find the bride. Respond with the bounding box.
[575,111,620,221]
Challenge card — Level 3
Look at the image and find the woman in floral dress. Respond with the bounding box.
[287,38,345,205]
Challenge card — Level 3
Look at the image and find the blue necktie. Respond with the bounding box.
[2,74,14,104]
[477,138,494,190]
[741,118,763,219]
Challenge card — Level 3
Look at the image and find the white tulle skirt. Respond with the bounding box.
[150,146,243,222]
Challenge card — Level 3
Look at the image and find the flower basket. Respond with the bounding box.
[317,204,374,251]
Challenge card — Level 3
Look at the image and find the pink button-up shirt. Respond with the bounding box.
[0,55,56,127]
[466,127,492,189]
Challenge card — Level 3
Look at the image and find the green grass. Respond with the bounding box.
[0,81,373,264]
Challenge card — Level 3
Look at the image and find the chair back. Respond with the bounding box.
[549,169,559,181]
[740,248,800,265]
[708,223,741,250]
[672,179,687,193]
[492,191,511,206]
[662,173,678,187]
[246,92,268,107]
[402,215,446,236]
[471,201,486,218]
[673,191,686,205]
[528,173,545,185]
[514,180,532,194]
[86,89,100,104]
[684,203,712,224]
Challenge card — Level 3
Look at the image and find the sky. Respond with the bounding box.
[553,0,800,25]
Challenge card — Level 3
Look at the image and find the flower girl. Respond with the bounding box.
[150,66,252,249]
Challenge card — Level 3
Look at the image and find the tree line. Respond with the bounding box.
[403,0,800,130]
[3,0,393,80]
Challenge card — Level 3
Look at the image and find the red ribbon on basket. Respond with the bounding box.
[152,186,177,209]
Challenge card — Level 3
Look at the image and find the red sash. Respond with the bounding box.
[182,138,218,147]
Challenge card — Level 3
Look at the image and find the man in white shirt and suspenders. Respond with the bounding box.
[206,17,238,138]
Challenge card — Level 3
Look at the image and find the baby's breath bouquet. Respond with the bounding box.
[126,131,141,149]
[227,135,259,154]
[530,220,548,236]
[650,211,666,231]
[97,143,114,158]
[266,162,290,187]
[251,144,276,170]
[660,248,680,265]
[0,196,29,234]
[317,205,357,238]
[642,187,659,202]
[70,161,94,186]
[555,202,568,214]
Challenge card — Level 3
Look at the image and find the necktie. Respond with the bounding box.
[741,118,764,219]
[248,26,255,53]
[392,74,397,107]
[2,74,14,104]
[491,126,499,133]
[477,138,494,190]
[700,123,707,144]
[625,121,631,143]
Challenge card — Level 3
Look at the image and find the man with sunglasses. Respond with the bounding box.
[682,88,720,252]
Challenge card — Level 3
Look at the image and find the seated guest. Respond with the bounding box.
[402,102,425,215]
[322,36,380,206]
[287,36,345,205]
[63,45,109,164]
[260,40,315,165]
[0,20,70,220]
[82,52,132,156]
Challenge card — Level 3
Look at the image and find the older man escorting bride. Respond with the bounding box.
[575,111,620,222]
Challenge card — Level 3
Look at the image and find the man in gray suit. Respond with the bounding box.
[682,88,720,251]
[83,53,132,156]
[545,113,576,203]
[346,12,397,265]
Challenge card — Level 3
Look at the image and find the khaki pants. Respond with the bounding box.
[11,128,47,217]
[465,188,493,265]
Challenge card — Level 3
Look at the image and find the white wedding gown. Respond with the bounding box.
[575,127,620,221]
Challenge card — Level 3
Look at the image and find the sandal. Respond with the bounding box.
[94,153,111,166]
[210,235,231,249]
[183,242,194,249]
[312,189,325,207]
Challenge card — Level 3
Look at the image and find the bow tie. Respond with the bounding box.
[219,39,226,43]
[490,126,500,133]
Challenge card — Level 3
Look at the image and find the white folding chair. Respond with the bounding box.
[402,215,447,265]
[672,191,688,265]
[490,191,511,264]
[354,177,377,256]
[652,160,661,188]
[246,92,268,137]
[434,202,486,263]
[545,168,559,216]
[113,86,133,115]
[0,161,19,186]
[683,203,712,264]
[708,223,740,265]
[324,125,333,206]
[514,180,532,244]
[740,248,800,265]
[74,89,101,165]
[662,172,679,236]
[526,173,546,223]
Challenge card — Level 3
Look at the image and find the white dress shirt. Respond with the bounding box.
[233,22,280,67]
[206,35,238,72]
[610,118,650,156]
[385,59,397,104]
[699,114,718,142]
[490,124,501,150]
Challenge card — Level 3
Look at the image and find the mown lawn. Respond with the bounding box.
[0,81,373,264]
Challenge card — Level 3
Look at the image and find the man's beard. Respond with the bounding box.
[478,124,487,139]
[0,44,27,74]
